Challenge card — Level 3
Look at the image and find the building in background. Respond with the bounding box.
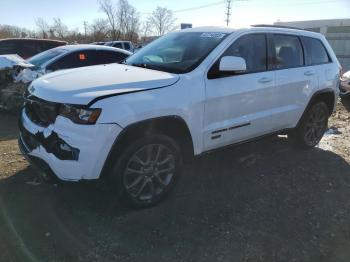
[275,19,350,71]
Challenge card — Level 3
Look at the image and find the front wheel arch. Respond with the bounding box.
[100,115,194,180]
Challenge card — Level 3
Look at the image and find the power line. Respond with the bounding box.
[141,1,226,15]
[173,1,226,13]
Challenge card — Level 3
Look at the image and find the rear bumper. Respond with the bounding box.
[19,109,122,181]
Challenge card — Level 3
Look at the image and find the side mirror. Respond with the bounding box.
[219,56,246,73]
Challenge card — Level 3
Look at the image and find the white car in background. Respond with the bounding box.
[16,45,132,82]
[340,70,350,97]
[19,26,340,208]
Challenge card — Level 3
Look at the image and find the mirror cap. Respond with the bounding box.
[219,56,246,72]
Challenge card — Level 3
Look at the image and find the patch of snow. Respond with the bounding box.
[324,127,342,136]
[317,138,334,151]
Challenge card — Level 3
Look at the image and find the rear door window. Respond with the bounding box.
[271,34,304,69]
[301,36,330,65]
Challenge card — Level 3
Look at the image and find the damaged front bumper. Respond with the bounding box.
[19,120,80,161]
[19,109,122,181]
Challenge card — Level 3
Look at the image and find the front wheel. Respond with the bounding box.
[110,134,182,208]
[292,101,329,148]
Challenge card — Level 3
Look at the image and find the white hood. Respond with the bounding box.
[29,63,180,105]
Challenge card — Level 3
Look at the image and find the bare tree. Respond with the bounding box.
[99,0,140,41]
[51,18,68,39]
[122,2,140,41]
[141,20,152,38]
[148,7,176,36]
[90,18,109,41]
[99,0,118,40]
[35,17,49,38]
[0,24,32,39]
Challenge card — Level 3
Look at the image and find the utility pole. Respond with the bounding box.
[225,0,247,27]
[83,21,88,38]
[225,0,232,27]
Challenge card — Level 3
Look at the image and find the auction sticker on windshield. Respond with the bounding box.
[200,32,226,38]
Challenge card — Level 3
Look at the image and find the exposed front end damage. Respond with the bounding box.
[19,121,80,161]
[19,95,122,181]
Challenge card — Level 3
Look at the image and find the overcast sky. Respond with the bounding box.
[0,0,349,31]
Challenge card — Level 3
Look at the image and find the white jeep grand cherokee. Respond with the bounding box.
[19,26,340,207]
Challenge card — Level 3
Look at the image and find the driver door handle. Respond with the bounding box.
[258,77,272,83]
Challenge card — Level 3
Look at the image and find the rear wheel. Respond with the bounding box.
[292,101,329,148]
[110,134,182,208]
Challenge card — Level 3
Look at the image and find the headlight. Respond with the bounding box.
[59,104,101,125]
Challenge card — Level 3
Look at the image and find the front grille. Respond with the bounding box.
[24,94,60,127]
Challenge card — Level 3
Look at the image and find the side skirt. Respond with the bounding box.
[199,128,293,156]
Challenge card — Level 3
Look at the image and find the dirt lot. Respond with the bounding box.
[0,101,350,262]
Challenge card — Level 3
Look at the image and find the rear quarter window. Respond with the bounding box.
[301,36,331,65]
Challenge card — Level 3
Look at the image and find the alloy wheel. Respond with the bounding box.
[303,103,327,146]
[123,144,176,202]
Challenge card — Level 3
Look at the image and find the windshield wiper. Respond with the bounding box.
[129,63,148,69]
[127,62,180,74]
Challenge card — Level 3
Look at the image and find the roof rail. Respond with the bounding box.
[252,24,304,30]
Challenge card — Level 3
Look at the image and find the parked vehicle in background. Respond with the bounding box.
[19,26,340,208]
[91,42,106,45]
[0,38,67,59]
[22,44,131,80]
[104,41,134,52]
[340,70,350,98]
[0,45,131,113]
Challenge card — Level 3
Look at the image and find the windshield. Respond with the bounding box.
[28,48,68,69]
[125,31,228,74]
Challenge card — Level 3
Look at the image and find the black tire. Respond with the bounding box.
[109,134,182,208]
[291,101,329,149]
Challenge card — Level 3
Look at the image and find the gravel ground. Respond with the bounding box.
[0,100,349,262]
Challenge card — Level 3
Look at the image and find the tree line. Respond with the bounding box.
[0,0,177,44]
